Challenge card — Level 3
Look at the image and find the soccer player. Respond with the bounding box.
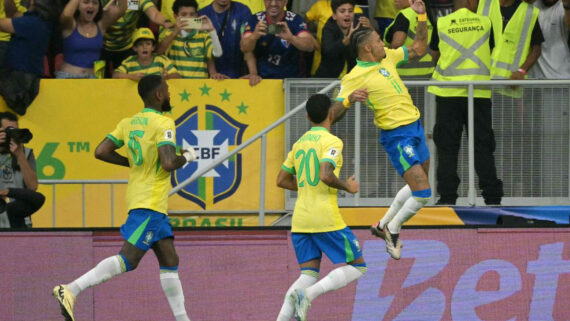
[331,0,429,260]
[276,94,367,321]
[52,75,196,321]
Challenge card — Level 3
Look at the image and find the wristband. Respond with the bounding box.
[183,149,196,162]
[517,68,526,76]
[342,98,351,108]
[417,13,427,22]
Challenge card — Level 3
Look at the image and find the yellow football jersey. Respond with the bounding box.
[336,47,420,130]
[107,108,177,214]
[282,127,347,233]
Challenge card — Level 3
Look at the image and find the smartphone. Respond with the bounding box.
[267,24,283,34]
[181,17,203,29]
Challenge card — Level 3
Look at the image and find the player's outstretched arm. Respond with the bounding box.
[95,138,129,167]
[406,0,427,60]
[319,162,359,194]
[276,169,298,191]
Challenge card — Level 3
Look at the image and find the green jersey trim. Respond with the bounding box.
[281,164,296,174]
[157,141,176,148]
[107,134,124,147]
[321,158,337,168]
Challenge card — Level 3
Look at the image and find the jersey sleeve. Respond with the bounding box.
[387,47,408,67]
[243,14,258,36]
[320,137,343,168]
[204,32,213,58]
[281,147,296,174]
[140,0,155,13]
[156,117,177,148]
[107,119,127,147]
[289,14,308,36]
[160,55,178,74]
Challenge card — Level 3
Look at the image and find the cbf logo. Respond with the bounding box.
[379,68,390,77]
[142,231,153,246]
[172,105,247,209]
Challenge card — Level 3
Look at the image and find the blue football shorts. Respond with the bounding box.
[120,209,174,251]
[292,227,363,264]
[379,119,430,176]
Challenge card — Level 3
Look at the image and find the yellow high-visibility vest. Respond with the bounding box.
[428,8,492,98]
[477,0,502,49]
[384,7,435,78]
[489,1,539,80]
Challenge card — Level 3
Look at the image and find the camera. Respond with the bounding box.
[4,127,33,145]
[267,24,283,34]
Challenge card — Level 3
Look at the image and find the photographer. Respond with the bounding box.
[0,112,44,228]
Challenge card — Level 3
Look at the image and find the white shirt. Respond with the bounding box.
[529,0,570,79]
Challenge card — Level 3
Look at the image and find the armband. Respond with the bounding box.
[417,13,427,22]
[342,98,351,108]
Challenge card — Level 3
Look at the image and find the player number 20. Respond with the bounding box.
[128,130,145,166]
[295,148,320,187]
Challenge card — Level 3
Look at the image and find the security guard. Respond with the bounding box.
[384,0,435,78]
[478,0,542,87]
[428,0,503,205]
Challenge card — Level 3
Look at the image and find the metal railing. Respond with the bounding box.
[40,79,570,226]
[285,79,570,208]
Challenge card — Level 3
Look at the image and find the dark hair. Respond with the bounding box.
[350,27,373,56]
[306,94,332,124]
[0,112,19,123]
[331,0,356,13]
[173,0,198,14]
[34,0,62,22]
[138,75,163,102]
[74,0,104,23]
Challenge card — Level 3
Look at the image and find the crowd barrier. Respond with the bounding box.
[1,228,569,320]
[0,79,568,227]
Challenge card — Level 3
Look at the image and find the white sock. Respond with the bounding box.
[67,255,126,297]
[305,265,365,302]
[380,185,411,228]
[276,273,318,321]
[160,270,190,321]
[387,196,426,234]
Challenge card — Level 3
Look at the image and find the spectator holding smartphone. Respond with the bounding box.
[157,0,222,78]
[240,0,315,84]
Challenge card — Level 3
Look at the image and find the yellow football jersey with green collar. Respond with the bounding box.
[107,108,177,214]
[282,127,347,233]
[336,47,420,130]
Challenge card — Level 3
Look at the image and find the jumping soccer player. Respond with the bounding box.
[52,75,195,321]
[276,94,367,321]
[331,0,429,260]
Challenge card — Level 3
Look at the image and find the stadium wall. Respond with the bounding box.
[2,228,569,320]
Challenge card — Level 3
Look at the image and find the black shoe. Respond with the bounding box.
[435,198,456,206]
[485,198,501,206]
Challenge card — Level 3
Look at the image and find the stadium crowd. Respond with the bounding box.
[0,0,566,85]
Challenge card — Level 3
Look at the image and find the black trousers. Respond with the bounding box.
[6,188,45,228]
[433,96,504,204]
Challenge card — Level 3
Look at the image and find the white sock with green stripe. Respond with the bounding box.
[380,185,411,229]
[160,267,190,321]
[276,269,319,321]
[67,255,127,297]
[304,265,366,302]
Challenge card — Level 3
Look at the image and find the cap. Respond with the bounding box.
[133,28,155,43]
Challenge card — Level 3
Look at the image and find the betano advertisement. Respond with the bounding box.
[2,228,569,320]
[0,79,285,227]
